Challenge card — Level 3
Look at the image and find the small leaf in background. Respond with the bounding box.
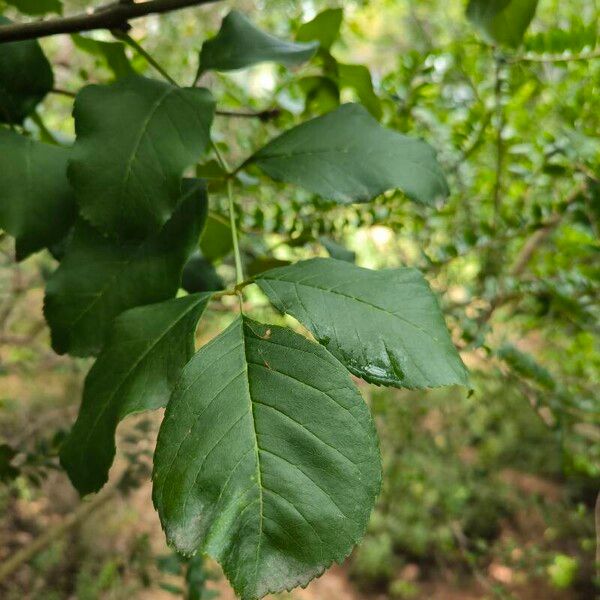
[0,444,19,482]
[297,75,340,114]
[248,103,448,206]
[256,258,469,389]
[337,63,382,120]
[4,0,62,15]
[0,129,76,260]
[246,256,291,277]
[69,76,214,240]
[319,237,356,263]
[0,17,54,124]
[71,34,134,80]
[296,8,343,51]
[466,0,539,48]
[44,180,207,357]
[60,293,211,496]
[199,213,233,261]
[197,10,318,75]
[182,251,224,293]
[153,316,381,599]
[497,344,556,390]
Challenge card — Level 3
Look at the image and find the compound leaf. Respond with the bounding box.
[248,103,448,206]
[256,258,469,389]
[44,179,207,357]
[467,0,539,48]
[198,11,318,75]
[153,316,380,600]
[61,293,211,496]
[0,128,76,260]
[0,17,54,124]
[69,76,214,240]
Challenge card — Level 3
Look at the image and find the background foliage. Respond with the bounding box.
[0,0,598,598]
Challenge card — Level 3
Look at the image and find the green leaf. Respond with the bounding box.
[4,0,62,15]
[256,258,469,389]
[198,11,318,76]
[337,63,382,120]
[319,237,355,263]
[44,179,207,357]
[296,8,343,51]
[199,213,233,261]
[497,344,556,390]
[72,34,134,80]
[248,104,448,206]
[182,252,224,293]
[69,76,214,240]
[153,316,381,600]
[0,128,76,260]
[0,17,54,124]
[466,0,539,48]
[60,293,211,496]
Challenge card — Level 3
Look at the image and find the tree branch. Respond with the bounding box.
[0,0,221,44]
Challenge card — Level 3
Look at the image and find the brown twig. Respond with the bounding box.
[0,0,221,44]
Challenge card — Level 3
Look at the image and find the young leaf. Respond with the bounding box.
[198,11,318,76]
[256,258,469,389]
[71,34,134,80]
[4,0,62,15]
[153,317,381,600]
[0,128,76,260]
[44,180,207,357]
[466,0,539,49]
[69,76,214,240]
[247,104,448,206]
[199,213,233,261]
[0,17,54,124]
[296,8,343,51]
[60,293,211,496]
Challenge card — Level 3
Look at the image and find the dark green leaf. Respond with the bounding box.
[44,180,207,357]
[256,258,469,389]
[198,11,318,75]
[248,104,448,206]
[0,128,76,260]
[0,17,54,124]
[69,76,214,240]
[4,0,62,15]
[246,256,291,277]
[0,443,19,482]
[296,8,343,51]
[199,213,233,261]
[182,252,224,293]
[466,0,539,48]
[60,293,210,496]
[153,316,380,599]
[497,344,556,390]
[72,34,134,80]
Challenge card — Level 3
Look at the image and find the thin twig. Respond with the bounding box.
[215,108,281,121]
[0,0,221,44]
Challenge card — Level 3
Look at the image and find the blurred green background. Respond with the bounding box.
[1,0,598,598]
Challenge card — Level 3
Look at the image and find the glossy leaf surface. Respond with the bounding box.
[153,317,380,599]
[69,76,214,239]
[61,293,211,496]
[249,104,448,206]
[0,128,76,260]
[198,11,318,75]
[44,180,207,356]
[0,17,54,124]
[256,258,469,389]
